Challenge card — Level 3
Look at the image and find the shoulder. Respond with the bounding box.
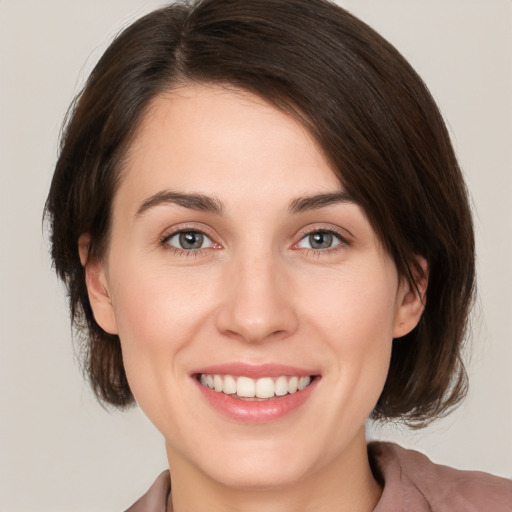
[123,470,171,512]
[369,442,512,512]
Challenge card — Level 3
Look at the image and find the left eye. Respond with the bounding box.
[297,231,342,250]
[166,231,213,250]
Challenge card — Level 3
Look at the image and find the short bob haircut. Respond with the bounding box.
[45,0,475,426]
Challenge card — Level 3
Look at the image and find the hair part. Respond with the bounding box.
[45,0,475,426]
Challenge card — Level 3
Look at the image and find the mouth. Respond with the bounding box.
[192,363,320,423]
[197,373,315,400]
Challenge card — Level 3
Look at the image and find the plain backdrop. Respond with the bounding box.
[1,1,511,511]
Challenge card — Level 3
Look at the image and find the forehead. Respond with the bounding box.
[116,84,342,213]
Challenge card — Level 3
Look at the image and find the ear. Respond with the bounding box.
[78,233,118,335]
[393,255,428,339]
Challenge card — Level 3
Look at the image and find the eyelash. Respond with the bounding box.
[159,226,350,257]
[159,226,217,257]
[293,227,350,256]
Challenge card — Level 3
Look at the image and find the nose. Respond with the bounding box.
[215,250,298,344]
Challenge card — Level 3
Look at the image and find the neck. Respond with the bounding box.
[166,428,382,512]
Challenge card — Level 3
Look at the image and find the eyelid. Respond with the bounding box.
[158,223,222,252]
[291,224,352,252]
[156,222,352,256]
[295,224,351,243]
[165,231,213,250]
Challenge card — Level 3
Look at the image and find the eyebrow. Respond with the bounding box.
[135,189,357,217]
[288,191,358,213]
[136,190,224,217]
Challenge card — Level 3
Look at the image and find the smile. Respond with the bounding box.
[199,374,312,400]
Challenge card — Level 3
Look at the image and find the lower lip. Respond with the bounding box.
[194,377,319,424]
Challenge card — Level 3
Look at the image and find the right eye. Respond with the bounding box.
[297,230,342,251]
[164,230,214,251]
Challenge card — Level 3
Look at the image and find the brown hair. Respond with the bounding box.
[45,0,475,426]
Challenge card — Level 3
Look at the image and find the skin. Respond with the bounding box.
[82,84,426,512]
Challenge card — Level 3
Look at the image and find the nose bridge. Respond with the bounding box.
[215,243,297,343]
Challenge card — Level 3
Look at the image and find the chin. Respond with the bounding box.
[205,456,310,491]
[188,436,321,491]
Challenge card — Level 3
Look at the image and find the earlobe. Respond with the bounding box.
[78,233,119,335]
[393,256,428,338]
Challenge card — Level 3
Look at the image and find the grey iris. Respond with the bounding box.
[309,232,332,249]
[179,231,204,249]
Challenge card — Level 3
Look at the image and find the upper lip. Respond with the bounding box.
[192,362,319,379]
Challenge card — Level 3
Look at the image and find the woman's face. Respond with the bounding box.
[86,84,422,489]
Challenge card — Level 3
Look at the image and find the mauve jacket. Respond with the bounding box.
[124,442,512,511]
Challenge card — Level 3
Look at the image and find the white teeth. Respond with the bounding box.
[213,374,223,392]
[287,376,298,393]
[275,376,288,396]
[298,376,311,390]
[255,377,274,399]
[223,375,237,395]
[237,376,256,397]
[199,373,313,399]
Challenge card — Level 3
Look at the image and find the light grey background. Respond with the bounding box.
[1,1,511,511]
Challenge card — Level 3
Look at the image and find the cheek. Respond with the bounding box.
[299,262,397,405]
[300,261,399,345]
[111,260,214,338]
[107,259,219,396]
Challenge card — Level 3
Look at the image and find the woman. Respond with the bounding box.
[45,0,512,510]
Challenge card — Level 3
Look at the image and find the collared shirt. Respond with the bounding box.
[125,442,512,511]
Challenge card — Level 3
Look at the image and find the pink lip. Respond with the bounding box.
[192,363,320,424]
[192,362,317,379]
